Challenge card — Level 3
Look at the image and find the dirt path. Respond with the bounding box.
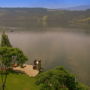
[13,65,39,77]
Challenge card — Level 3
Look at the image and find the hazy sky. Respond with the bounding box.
[0,0,90,8]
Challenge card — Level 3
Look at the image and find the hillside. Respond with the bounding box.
[67,5,90,10]
[0,8,90,31]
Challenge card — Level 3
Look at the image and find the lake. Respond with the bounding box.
[1,28,90,85]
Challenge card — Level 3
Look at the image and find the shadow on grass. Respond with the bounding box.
[8,69,25,75]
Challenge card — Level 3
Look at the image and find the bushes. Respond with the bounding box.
[36,66,89,90]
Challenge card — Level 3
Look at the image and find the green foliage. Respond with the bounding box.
[1,32,12,47]
[0,33,28,90]
[36,67,75,90]
[76,83,90,90]
[0,47,28,68]
[36,66,89,90]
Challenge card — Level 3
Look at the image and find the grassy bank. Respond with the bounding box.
[0,71,90,90]
[0,73,40,90]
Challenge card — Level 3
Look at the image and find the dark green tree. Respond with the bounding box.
[0,47,28,90]
[0,47,28,68]
[1,32,12,47]
[36,67,75,90]
[0,32,28,90]
[36,67,89,90]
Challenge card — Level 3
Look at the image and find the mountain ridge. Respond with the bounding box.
[67,5,90,10]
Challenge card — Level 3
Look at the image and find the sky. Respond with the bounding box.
[0,0,90,8]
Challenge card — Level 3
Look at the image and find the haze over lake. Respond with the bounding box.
[1,28,90,85]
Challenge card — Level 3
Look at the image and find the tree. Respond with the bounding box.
[1,32,12,47]
[0,47,28,68]
[36,67,75,90]
[0,47,28,90]
[36,66,89,90]
[0,32,28,90]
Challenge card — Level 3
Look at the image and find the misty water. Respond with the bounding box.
[1,28,90,85]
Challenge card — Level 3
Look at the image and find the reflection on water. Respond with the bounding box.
[0,29,90,85]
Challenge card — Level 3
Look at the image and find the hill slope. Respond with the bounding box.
[0,8,90,31]
[68,5,90,10]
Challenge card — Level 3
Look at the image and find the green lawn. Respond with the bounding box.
[0,73,40,90]
[0,71,89,90]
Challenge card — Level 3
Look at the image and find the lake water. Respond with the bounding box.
[1,28,90,85]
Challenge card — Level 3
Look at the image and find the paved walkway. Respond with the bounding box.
[13,65,39,77]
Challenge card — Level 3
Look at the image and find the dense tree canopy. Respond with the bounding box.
[36,67,89,90]
[0,33,28,90]
[0,32,28,68]
[0,47,28,68]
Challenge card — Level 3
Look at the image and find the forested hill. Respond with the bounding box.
[0,8,90,30]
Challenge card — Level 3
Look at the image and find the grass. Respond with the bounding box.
[0,72,40,90]
[0,70,89,90]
